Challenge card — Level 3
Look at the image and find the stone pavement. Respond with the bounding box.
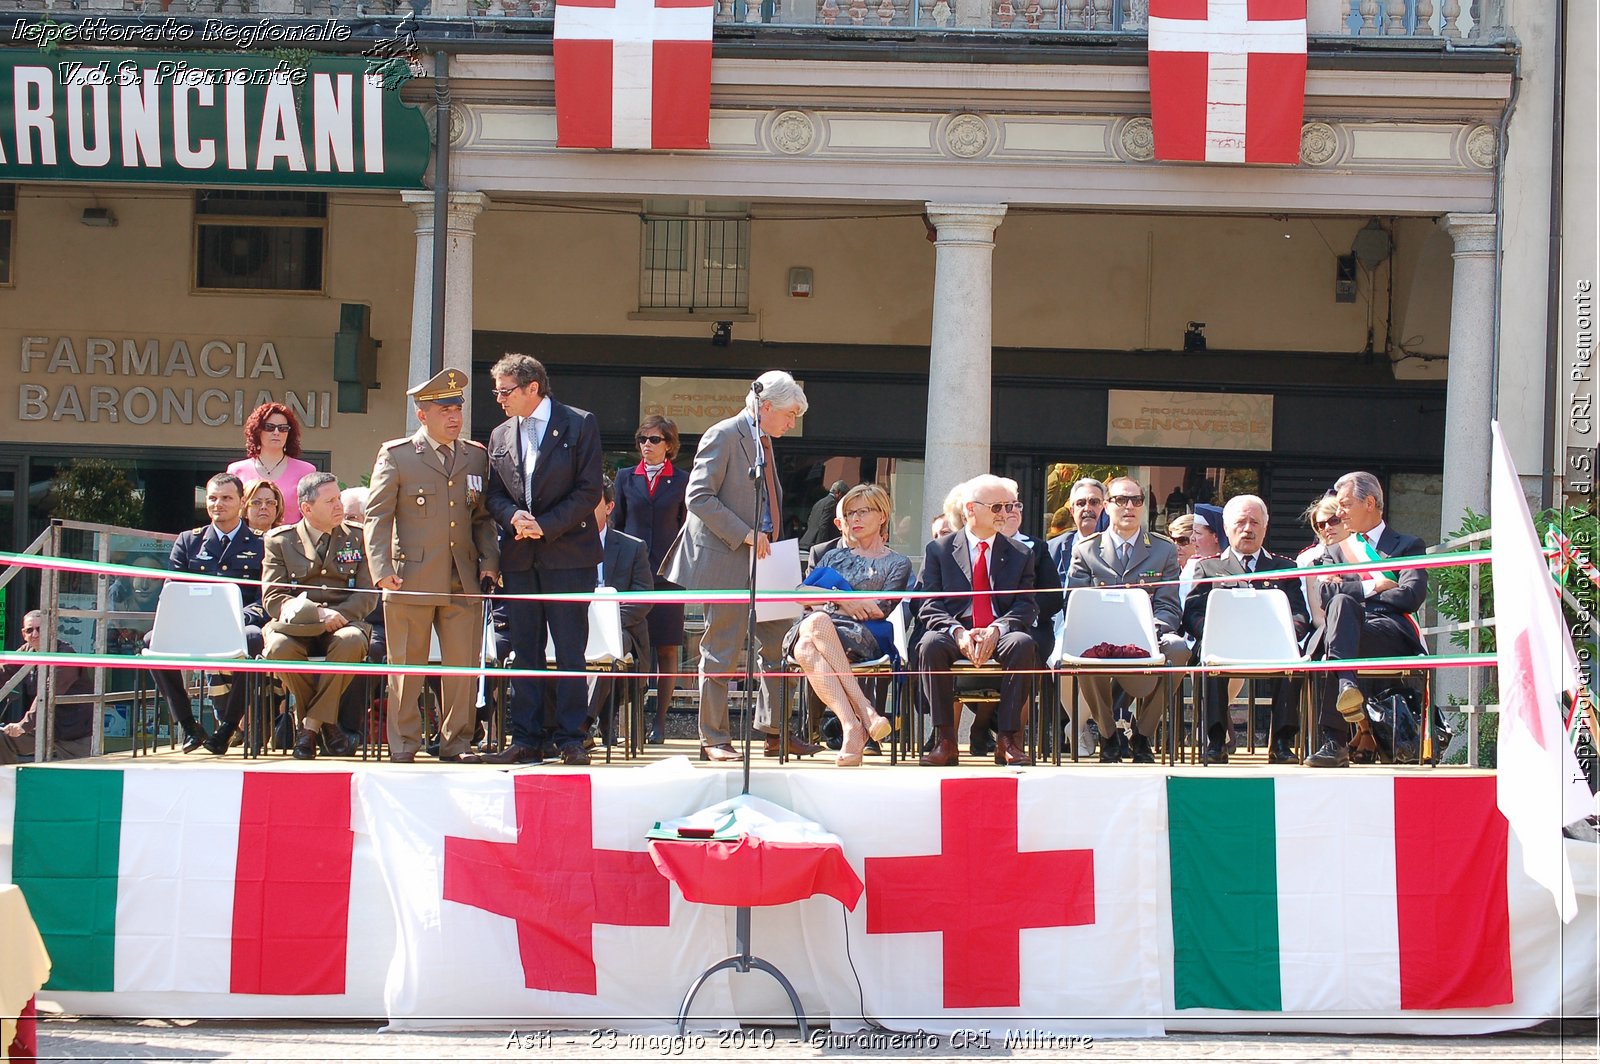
[29,1018,1597,1063]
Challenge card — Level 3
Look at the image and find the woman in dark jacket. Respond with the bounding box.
[613,415,689,743]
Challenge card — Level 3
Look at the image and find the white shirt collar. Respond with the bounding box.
[1227,547,1261,566]
[1362,520,1387,545]
[964,528,996,555]
[1110,529,1140,551]
[527,396,552,423]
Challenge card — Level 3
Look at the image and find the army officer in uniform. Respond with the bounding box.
[366,369,500,763]
[147,472,268,756]
[262,473,378,760]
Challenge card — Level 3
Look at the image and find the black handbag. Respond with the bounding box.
[1361,683,1452,765]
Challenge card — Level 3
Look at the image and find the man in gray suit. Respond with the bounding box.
[661,370,820,762]
[1065,476,1189,763]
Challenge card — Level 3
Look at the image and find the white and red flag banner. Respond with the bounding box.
[554,0,715,150]
[1490,420,1598,922]
[1147,0,1307,164]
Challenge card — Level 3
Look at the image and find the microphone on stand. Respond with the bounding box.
[748,379,765,481]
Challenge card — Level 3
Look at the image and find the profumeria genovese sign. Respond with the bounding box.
[0,49,429,188]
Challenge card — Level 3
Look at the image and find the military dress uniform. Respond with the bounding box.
[148,521,267,754]
[261,519,378,749]
[365,370,500,760]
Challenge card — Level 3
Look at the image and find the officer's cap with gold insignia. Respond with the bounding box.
[407,368,467,407]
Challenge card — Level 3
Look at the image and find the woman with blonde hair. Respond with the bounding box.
[241,478,287,535]
[1297,494,1352,627]
[785,484,913,766]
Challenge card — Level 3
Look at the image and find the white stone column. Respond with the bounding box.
[1439,212,1498,537]
[921,203,1007,533]
[402,190,488,431]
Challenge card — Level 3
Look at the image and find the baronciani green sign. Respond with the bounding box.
[0,49,429,188]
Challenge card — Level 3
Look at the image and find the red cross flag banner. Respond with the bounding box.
[356,761,732,1029]
[554,0,716,150]
[1147,0,1308,164]
[1489,420,1598,922]
[776,772,1169,1039]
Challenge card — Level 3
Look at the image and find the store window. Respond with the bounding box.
[0,184,15,286]
[194,189,327,293]
[638,201,749,312]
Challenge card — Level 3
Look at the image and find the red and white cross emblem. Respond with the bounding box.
[864,778,1095,1009]
[1147,0,1308,164]
[554,0,715,150]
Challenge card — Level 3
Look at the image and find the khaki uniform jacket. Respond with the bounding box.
[365,429,500,607]
[261,519,379,638]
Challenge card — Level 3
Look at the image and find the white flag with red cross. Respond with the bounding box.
[1147,0,1307,164]
[554,0,715,150]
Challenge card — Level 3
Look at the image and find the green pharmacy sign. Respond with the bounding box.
[0,50,429,189]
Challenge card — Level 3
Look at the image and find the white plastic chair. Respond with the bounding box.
[1049,588,1166,764]
[140,581,251,755]
[1197,588,1308,762]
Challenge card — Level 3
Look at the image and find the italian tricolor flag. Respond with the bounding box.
[1168,775,1513,1012]
[6,766,355,996]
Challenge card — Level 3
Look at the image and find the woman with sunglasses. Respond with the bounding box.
[227,403,318,522]
[241,479,287,535]
[612,415,689,744]
[1297,495,1352,627]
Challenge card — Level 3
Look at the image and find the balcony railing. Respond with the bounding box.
[3,0,1509,40]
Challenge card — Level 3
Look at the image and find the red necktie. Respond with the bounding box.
[972,541,994,629]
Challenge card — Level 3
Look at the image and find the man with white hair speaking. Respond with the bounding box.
[1181,494,1310,765]
[661,370,820,762]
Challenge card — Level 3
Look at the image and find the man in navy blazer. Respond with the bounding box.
[1046,477,1107,584]
[1304,472,1429,768]
[917,474,1039,767]
[483,354,605,767]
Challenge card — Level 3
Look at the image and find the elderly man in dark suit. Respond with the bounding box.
[1065,476,1188,764]
[661,370,819,762]
[917,474,1039,767]
[585,477,653,746]
[1182,493,1310,765]
[1304,471,1429,768]
[482,353,605,767]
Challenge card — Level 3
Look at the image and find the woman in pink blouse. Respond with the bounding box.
[226,403,318,523]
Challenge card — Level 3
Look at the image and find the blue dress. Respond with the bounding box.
[613,460,689,645]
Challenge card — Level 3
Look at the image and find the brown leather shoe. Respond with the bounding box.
[389,751,416,764]
[995,731,1033,767]
[292,727,318,760]
[763,733,823,758]
[438,750,483,764]
[701,742,743,762]
[483,744,544,765]
[920,725,960,767]
[558,742,591,766]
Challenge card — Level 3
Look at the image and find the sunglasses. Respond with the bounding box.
[261,423,291,433]
[1070,498,1103,509]
[978,501,1022,514]
[1172,535,1191,546]
[1315,516,1343,530]
[1109,494,1145,507]
[22,626,41,633]
[490,386,524,399]
[636,434,667,445]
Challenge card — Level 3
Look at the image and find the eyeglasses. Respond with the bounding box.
[1315,516,1343,531]
[636,435,666,445]
[1108,494,1145,507]
[249,498,278,508]
[1172,536,1191,546]
[978,501,1022,514]
[1069,498,1103,509]
[490,386,525,399]
[843,508,878,521]
[261,423,291,433]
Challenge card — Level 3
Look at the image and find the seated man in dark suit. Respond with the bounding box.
[146,473,267,756]
[1065,476,1188,764]
[1182,494,1310,765]
[917,474,1039,767]
[0,610,95,763]
[587,477,653,745]
[1304,471,1429,768]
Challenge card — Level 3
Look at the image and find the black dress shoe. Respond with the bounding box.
[540,741,562,762]
[1201,737,1229,766]
[181,726,211,754]
[292,727,319,760]
[483,744,544,765]
[558,742,591,766]
[1268,735,1298,764]
[1304,738,1350,768]
[321,725,356,758]
[202,726,234,756]
[1098,739,1122,764]
[647,723,664,744]
[1128,732,1156,765]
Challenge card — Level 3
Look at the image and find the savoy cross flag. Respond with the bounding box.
[1147,0,1308,164]
[554,0,715,150]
